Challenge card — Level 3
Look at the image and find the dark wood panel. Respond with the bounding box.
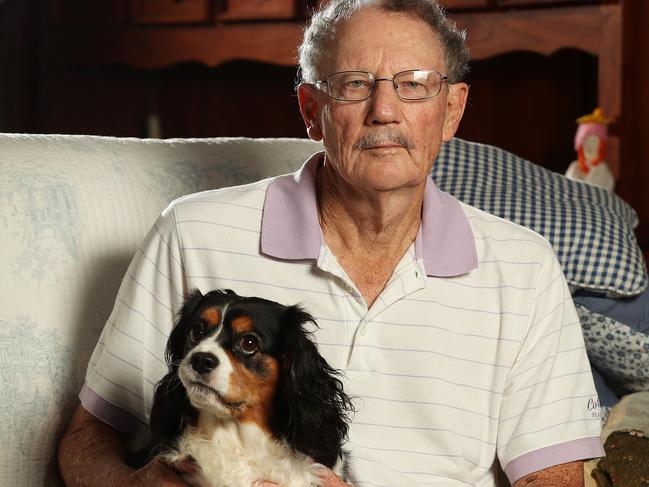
[619,1,649,223]
[0,0,40,132]
[438,0,490,9]
[456,50,598,175]
[498,0,603,6]
[453,5,622,175]
[131,0,210,24]
[36,62,306,139]
[215,0,297,20]
[54,23,304,69]
[55,0,127,26]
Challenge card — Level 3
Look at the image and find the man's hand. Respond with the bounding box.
[58,403,192,487]
[513,460,584,487]
[122,458,191,487]
[254,464,352,487]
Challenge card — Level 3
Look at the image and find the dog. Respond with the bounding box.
[146,289,353,487]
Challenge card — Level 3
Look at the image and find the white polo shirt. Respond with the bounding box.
[83,153,604,486]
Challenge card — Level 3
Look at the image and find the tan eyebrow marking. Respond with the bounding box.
[231,315,253,334]
[201,307,222,328]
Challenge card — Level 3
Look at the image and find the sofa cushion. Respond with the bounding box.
[432,138,647,297]
[577,305,649,395]
[0,134,321,486]
[573,286,649,335]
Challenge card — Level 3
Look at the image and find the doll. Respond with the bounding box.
[565,108,615,191]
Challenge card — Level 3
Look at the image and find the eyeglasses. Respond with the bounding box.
[314,69,448,102]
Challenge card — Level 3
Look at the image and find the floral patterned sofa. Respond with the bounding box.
[0,134,322,486]
[2,133,647,486]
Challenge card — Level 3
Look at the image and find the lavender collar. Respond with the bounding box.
[261,152,477,277]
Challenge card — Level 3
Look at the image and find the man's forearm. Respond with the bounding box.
[58,403,133,487]
[513,461,584,487]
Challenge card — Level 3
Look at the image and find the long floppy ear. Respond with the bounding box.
[271,306,353,468]
[148,288,206,450]
[166,288,205,364]
[148,371,194,454]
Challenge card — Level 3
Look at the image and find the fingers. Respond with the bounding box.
[136,458,191,487]
[172,455,201,476]
[313,465,353,487]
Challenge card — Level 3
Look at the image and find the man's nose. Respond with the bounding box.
[366,79,401,125]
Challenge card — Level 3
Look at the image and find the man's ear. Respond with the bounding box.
[297,83,323,141]
[442,82,469,142]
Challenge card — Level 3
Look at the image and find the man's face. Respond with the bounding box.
[299,7,468,194]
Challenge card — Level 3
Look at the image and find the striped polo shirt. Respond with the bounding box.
[82,152,604,486]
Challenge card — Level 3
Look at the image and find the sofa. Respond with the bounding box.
[2,133,647,486]
[0,134,323,486]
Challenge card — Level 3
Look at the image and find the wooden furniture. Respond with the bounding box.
[4,0,648,237]
[46,0,623,173]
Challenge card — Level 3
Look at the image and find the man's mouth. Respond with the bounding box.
[367,144,402,149]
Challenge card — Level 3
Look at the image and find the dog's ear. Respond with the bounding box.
[148,371,194,451]
[166,288,205,364]
[147,289,204,453]
[272,306,353,468]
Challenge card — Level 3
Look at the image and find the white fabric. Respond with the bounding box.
[0,134,321,487]
[85,166,602,486]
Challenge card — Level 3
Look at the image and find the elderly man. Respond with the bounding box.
[58,1,604,486]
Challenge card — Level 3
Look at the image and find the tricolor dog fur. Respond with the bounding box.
[146,289,353,487]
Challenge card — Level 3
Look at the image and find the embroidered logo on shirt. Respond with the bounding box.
[587,396,603,419]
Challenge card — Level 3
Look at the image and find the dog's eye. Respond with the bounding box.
[189,323,206,343]
[238,334,260,355]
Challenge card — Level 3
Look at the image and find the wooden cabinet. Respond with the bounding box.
[438,0,489,8]
[57,0,128,25]
[52,0,624,178]
[215,0,298,20]
[13,0,649,231]
[131,0,211,24]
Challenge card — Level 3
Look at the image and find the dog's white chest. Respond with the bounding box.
[171,422,319,487]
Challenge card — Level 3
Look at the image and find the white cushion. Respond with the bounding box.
[0,134,321,486]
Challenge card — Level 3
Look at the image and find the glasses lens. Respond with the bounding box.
[394,70,442,100]
[327,71,374,101]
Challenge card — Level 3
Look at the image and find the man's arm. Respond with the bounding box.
[58,403,189,487]
[513,461,584,487]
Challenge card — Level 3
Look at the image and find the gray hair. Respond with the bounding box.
[298,0,469,84]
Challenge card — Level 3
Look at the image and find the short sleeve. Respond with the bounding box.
[497,250,605,484]
[82,205,187,434]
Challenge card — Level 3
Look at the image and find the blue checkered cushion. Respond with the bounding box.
[433,138,647,296]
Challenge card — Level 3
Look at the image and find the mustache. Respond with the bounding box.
[353,130,415,151]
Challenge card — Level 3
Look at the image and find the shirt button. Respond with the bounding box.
[359,325,367,336]
[345,284,355,294]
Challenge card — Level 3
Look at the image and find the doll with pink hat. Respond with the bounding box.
[565,108,615,191]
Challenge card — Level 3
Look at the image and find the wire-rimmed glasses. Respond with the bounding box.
[314,69,448,101]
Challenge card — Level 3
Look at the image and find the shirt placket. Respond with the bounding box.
[316,245,428,371]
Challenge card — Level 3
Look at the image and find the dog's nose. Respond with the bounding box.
[191,352,219,375]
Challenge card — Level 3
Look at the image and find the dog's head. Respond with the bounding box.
[150,289,352,467]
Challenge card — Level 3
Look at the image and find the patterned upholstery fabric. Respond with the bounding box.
[0,134,321,486]
[577,305,649,395]
[433,138,647,297]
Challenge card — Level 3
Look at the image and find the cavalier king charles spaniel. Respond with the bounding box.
[145,289,353,487]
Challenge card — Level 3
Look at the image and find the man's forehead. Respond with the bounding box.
[319,7,446,75]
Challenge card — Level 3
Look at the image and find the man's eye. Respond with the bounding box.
[238,334,260,355]
[401,81,424,90]
[189,323,206,343]
[345,79,369,89]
